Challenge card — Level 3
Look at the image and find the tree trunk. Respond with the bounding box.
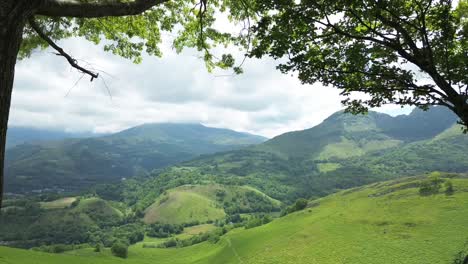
[0,0,39,208]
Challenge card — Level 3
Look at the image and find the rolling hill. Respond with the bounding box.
[1,173,468,263]
[4,123,267,193]
[143,184,281,224]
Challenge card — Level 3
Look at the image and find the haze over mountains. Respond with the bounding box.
[6,127,101,149]
[5,123,266,193]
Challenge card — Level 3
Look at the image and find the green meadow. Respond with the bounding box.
[2,175,467,263]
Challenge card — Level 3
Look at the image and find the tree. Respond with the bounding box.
[251,0,468,126]
[111,241,128,258]
[419,175,443,195]
[293,198,308,211]
[0,0,253,207]
[445,180,455,195]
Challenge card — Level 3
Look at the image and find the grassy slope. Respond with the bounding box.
[40,197,77,209]
[143,186,225,224]
[143,184,280,224]
[73,197,124,219]
[3,176,468,263]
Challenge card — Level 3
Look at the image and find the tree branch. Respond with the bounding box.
[29,17,99,80]
[38,0,168,18]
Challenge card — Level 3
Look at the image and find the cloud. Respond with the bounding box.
[9,37,410,138]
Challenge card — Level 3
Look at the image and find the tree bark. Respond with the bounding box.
[0,0,40,208]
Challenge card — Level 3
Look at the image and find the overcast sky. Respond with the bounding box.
[10,37,412,138]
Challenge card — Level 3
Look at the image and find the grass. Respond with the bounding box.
[40,197,77,209]
[2,176,468,263]
[73,197,124,219]
[317,163,342,173]
[143,184,279,224]
[317,137,401,160]
[143,186,225,224]
[183,224,217,235]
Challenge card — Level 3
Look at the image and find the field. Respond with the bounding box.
[2,175,468,263]
[40,197,77,209]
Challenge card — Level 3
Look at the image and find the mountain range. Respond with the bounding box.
[6,127,101,149]
[5,107,467,199]
[4,123,266,193]
[128,106,465,206]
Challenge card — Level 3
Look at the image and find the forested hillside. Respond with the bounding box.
[4,123,266,193]
[126,107,465,203]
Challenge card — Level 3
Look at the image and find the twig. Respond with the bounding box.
[29,17,99,81]
[65,73,85,97]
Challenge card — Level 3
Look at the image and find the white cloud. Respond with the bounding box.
[9,37,411,138]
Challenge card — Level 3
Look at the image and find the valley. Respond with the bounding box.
[1,107,468,263]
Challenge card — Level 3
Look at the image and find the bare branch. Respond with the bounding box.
[29,17,99,80]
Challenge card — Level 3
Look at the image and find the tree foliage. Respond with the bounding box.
[251,0,468,127]
[21,0,254,72]
[111,241,128,259]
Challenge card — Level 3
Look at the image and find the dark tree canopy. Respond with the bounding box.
[251,0,468,127]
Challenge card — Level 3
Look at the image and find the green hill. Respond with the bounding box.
[5,123,266,193]
[143,185,226,224]
[143,184,281,224]
[0,197,124,247]
[2,174,468,263]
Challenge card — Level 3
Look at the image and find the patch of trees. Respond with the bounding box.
[244,215,272,229]
[281,198,308,216]
[223,191,281,215]
[32,243,91,254]
[419,174,455,196]
[147,223,184,238]
[148,227,228,249]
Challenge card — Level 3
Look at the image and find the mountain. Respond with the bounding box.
[256,106,457,159]
[4,123,267,193]
[129,107,465,203]
[6,127,100,149]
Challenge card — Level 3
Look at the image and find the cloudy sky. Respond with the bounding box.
[10,37,412,138]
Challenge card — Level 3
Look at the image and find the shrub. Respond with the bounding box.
[70,198,80,208]
[94,243,102,252]
[445,180,455,196]
[282,198,309,216]
[111,241,128,259]
[293,198,308,211]
[419,176,443,196]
